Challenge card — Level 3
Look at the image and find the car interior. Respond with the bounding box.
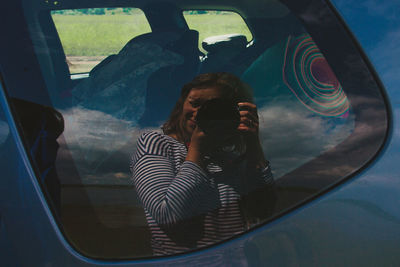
[19,0,296,257]
[9,0,388,259]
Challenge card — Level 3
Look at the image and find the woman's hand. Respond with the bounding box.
[187,124,226,169]
[189,125,207,150]
[237,102,267,169]
[237,102,259,136]
[186,126,207,168]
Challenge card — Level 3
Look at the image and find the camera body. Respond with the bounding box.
[195,98,245,165]
[195,98,240,136]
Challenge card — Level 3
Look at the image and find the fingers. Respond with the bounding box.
[238,102,258,122]
[239,110,258,125]
[192,125,206,139]
[237,102,259,133]
[238,119,258,133]
[238,102,257,111]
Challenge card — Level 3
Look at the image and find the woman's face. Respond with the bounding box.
[180,87,222,137]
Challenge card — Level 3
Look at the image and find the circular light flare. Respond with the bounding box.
[282,34,350,117]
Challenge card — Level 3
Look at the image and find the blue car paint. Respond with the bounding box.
[1,0,399,265]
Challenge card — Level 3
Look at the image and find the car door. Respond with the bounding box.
[0,0,396,265]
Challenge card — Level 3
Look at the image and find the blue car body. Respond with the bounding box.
[0,0,399,265]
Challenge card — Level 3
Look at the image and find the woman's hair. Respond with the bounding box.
[162,72,253,142]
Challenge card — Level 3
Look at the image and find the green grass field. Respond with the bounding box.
[52,14,152,56]
[52,12,252,73]
[53,13,252,56]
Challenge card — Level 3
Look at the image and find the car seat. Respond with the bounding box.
[71,29,201,126]
[199,34,248,75]
[139,29,202,126]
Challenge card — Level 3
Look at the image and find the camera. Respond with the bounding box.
[195,98,240,136]
[195,98,246,164]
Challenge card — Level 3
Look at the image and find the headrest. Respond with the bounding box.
[202,34,247,53]
[124,31,181,49]
[90,30,199,76]
[122,30,199,53]
[166,30,199,55]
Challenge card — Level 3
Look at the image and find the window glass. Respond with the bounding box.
[183,10,253,54]
[14,0,388,259]
[51,8,151,75]
[242,33,354,179]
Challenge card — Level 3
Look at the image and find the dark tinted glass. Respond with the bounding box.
[6,0,388,258]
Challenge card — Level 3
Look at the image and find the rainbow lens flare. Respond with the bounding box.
[283,34,349,117]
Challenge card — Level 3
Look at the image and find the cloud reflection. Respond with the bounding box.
[57,107,159,185]
[370,29,400,92]
[257,100,354,179]
[362,0,400,19]
[57,102,355,185]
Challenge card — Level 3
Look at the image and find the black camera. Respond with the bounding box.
[195,98,240,136]
[195,98,246,164]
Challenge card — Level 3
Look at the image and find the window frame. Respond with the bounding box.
[182,8,254,54]
[4,0,390,261]
[50,7,152,77]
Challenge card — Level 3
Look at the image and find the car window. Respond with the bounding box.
[183,10,253,54]
[12,0,388,259]
[51,8,151,76]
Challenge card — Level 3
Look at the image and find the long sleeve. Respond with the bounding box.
[131,132,220,226]
[240,161,276,222]
[243,161,274,193]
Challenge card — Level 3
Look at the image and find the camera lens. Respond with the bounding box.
[196,98,240,135]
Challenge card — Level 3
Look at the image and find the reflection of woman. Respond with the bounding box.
[131,72,275,255]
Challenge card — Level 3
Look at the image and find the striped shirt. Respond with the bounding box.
[131,131,274,255]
